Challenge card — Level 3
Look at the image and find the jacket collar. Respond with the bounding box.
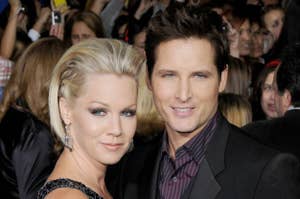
[141,114,230,199]
[184,114,229,199]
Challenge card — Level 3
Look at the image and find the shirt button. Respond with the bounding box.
[172,177,177,182]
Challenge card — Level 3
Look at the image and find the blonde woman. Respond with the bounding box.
[37,38,144,199]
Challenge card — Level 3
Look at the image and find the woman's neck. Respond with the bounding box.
[49,148,111,198]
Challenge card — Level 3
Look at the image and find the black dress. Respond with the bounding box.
[0,107,56,199]
[37,178,103,199]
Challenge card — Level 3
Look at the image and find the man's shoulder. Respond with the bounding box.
[216,123,300,198]
[242,119,272,134]
[242,110,300,135]
[224,122,281,164]
[241,117,281,142]
[242,112,300,150]
[216,116,277,155]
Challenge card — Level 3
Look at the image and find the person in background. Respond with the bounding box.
[0,0,24,100]
[261,4,285,62]
[243,43,300,160]
[64,11,105,45]
[219,93,252,127]
[0,0,20,60]
[251,61,279,120]
[262,4,285,43]
[0,37,67,199]
[107,5,300,199]
[37,38,144,199]
[223,56,252,98]
[111,14,129,41]
[226,4,252,58]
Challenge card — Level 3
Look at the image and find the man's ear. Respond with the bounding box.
[219,65,228,92]
[282,89,292,110]
[59,97,71,125]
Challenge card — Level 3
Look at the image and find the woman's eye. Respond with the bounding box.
[89,108,107,116]
[263,85,273,91]
[161,73,174,78]
[121,109,136,117]
[272,20,279,28]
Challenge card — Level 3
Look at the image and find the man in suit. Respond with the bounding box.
[243,43,300,160]
[107,5,300,199]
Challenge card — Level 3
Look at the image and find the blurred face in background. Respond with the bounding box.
[238,19,251,56]
[263,9,284,41]
[261,70,278,119]
[273,68,291,117]
[133,30,146,57]
[250,23,264,58]
[71,22,96,45]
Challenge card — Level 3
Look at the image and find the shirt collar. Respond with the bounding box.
[161,111,219,164]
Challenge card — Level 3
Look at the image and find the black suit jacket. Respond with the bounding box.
[243,109,300,160]
[107,114,300,199]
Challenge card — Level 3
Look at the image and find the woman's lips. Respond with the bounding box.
[101,142,123,151]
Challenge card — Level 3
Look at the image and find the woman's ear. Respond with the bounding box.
[59,97,71,125]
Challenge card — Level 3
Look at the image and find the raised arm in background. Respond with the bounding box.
[0,0,20,59]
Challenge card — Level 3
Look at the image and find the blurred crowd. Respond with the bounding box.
[1,0,300,198]
[1,0,299,124]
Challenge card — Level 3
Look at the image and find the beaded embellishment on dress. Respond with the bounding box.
[37,178,102,199]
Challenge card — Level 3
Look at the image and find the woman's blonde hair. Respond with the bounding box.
[49,38,144,143]
[136,63,164,136]
[219,93,252,127]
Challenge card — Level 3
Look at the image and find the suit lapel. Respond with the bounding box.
[183,114,230,199]
[205,114,229,175]
[185,158,221,199]
[137,114,230,199]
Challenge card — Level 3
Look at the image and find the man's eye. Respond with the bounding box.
[193,73,206,78]
[89,108,107,116]
[121,109,136,117]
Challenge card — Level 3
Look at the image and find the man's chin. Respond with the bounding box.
[172,125,199,134]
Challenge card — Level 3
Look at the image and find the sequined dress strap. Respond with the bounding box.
[37,178,102,199]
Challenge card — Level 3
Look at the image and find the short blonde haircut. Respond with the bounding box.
[49,38,144,143]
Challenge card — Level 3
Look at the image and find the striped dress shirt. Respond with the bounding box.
[158,112,218,199]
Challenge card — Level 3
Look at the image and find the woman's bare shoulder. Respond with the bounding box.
[45,187,88,199]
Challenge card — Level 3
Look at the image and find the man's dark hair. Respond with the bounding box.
[145,5,229,79]
[277,43,300,107]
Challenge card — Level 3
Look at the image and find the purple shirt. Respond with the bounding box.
[158,112,218,199]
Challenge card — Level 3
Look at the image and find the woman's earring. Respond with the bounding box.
[64,123,73,151]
